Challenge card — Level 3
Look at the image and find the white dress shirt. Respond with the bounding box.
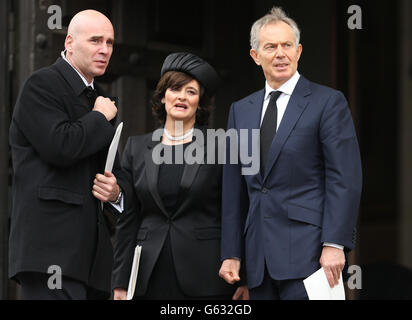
[260,71,301,128]
[260,71,343,251]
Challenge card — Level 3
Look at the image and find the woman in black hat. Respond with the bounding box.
[100,52,248,300]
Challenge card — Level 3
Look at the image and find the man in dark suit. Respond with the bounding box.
[219,7,362,300]
[9,10,123,299]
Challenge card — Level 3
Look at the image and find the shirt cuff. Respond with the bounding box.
[323,242,344,250]
[109,193,124,213]
[229,257,241,262]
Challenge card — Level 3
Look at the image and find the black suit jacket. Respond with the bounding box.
[112,130,236,297]
[9,58,125,298]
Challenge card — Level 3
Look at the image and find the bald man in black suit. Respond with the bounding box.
[9,10,124,300]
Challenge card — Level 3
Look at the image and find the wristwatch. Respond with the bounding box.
[113,189,122,204]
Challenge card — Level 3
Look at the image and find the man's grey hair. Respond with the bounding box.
[250,7,301,51]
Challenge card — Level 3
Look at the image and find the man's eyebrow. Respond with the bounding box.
[89,35,115,42]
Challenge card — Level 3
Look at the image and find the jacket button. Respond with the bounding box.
[262,188,268,194]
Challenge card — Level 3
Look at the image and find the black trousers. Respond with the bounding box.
[249,262,309,300]
[136,232,233,300]
[16,272,95,300]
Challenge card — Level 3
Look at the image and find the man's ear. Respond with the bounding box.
[250,49,261,66]
[65,35,73,54]
[296,44,303,62]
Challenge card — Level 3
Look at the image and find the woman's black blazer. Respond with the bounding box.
[112,128,235,297]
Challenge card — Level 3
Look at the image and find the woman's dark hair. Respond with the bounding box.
[151,71,214,126]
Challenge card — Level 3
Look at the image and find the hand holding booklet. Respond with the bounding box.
[303,268,345,300]
[126,245,142,300]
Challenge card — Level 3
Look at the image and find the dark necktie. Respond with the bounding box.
[260,91,282,176]
[85,86,98,106]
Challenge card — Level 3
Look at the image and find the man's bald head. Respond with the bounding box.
[67,10,113,38]
[64,10,114,83]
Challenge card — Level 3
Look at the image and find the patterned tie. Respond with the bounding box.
[260,91,282,176]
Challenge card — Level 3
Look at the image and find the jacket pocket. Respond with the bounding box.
[136,228,148,241]
[287,203,322,227]
[38,187,83,205]
[194,227,221,240]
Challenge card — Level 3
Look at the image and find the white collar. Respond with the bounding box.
[61,50,94,89]
[264,71,301,100]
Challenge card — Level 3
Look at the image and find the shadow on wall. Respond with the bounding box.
[359,263,412,300]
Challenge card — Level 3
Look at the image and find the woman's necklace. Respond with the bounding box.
[163,127,194,141]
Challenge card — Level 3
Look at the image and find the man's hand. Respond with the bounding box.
[232,285,249,300]
[319,246,346,288]
[92,171,120,202]
[93,96,117,121]
[219,259,241,285]
[113,288,127,300]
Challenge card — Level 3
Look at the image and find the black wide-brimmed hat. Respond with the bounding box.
[160,52,221,95]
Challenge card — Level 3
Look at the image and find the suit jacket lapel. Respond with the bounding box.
[263,76,311,182]
[246,90,265,184]
[144,140,169,218]
[53,58,95,113]
[53,58,87,96]
[173,128,206,217]
[180,147,203,191]
[250,89,266,130]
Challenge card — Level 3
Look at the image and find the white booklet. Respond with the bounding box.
[303,268,345,300]
[104,122,123,173]
[101,122,123,210]
[126,245,142,300]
